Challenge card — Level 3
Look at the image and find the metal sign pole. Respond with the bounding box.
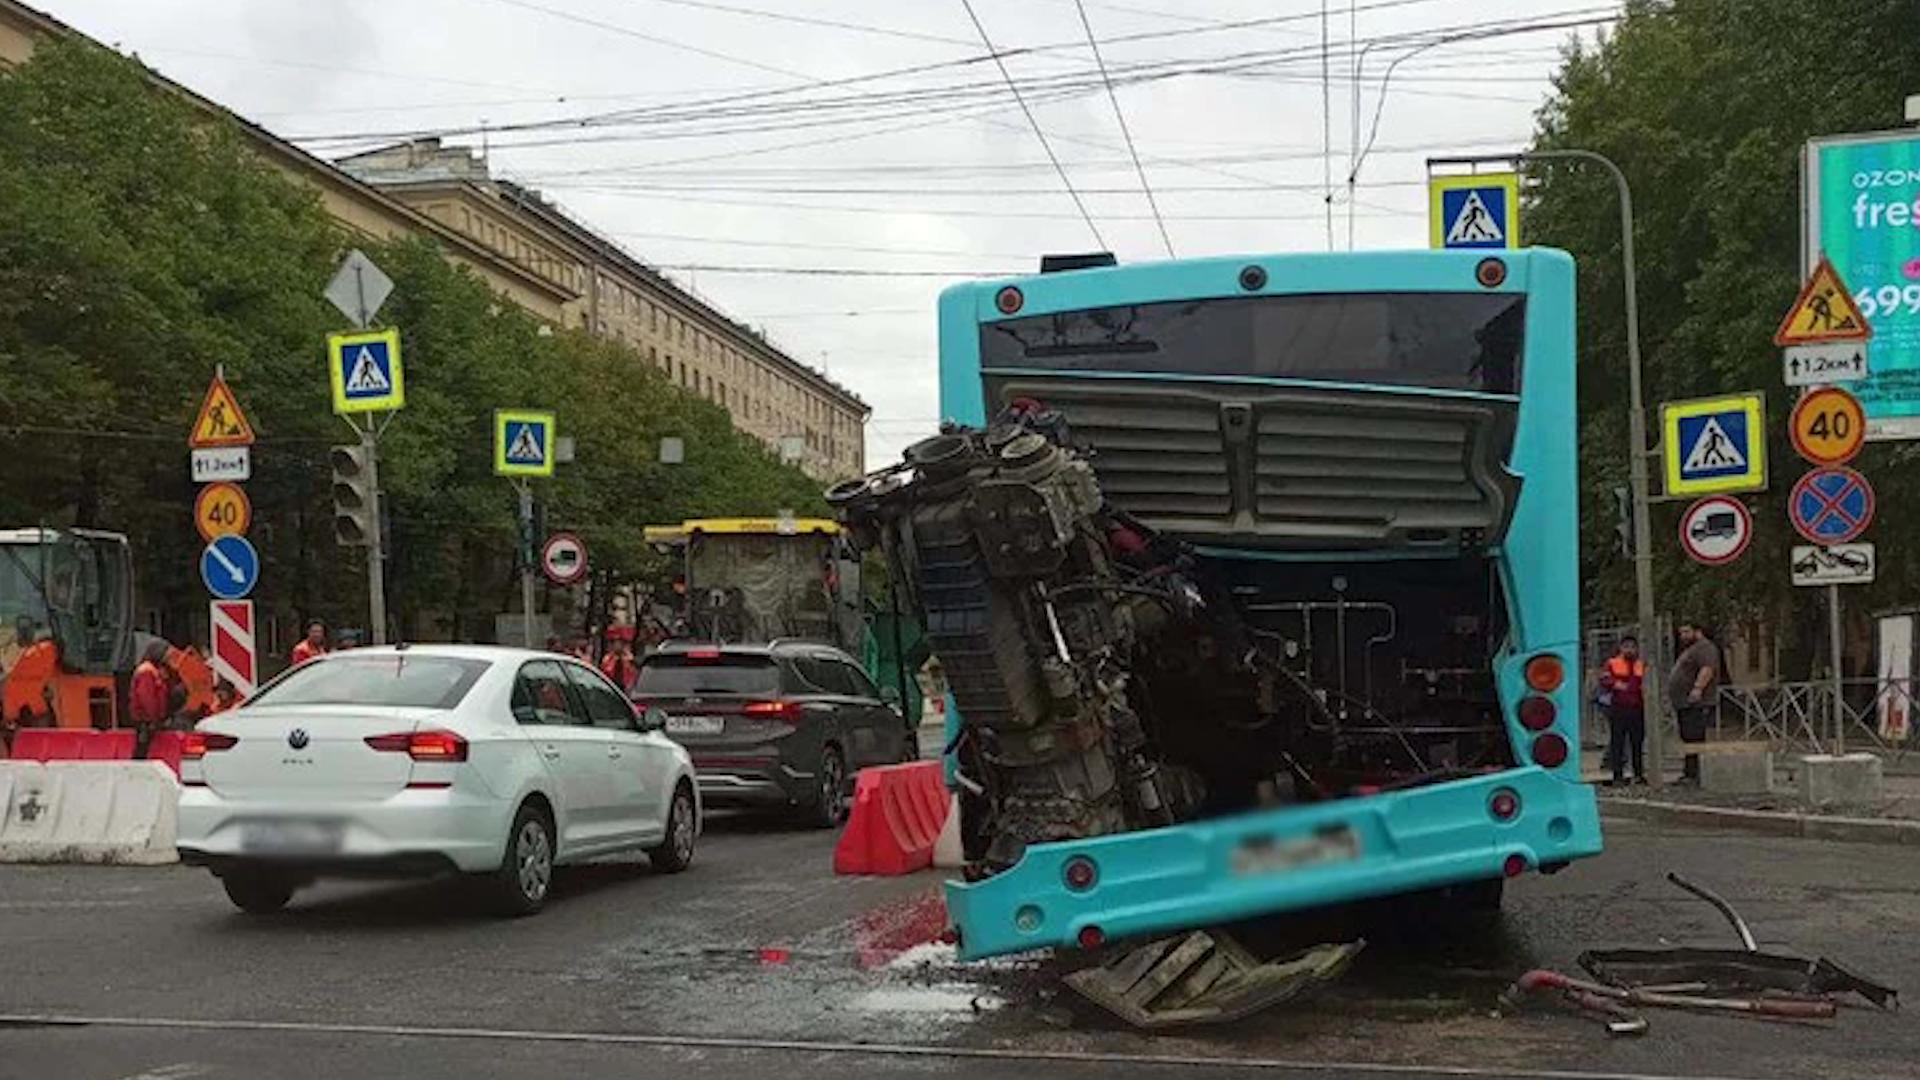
[1830,583,1845,755]
[518,479,537,649]
[362,418,387,645]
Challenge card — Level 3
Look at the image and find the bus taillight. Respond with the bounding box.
[995,286,1024,314]
[1518,696,1556,731]
[1524,654,1565,692]
[1531,733,1570,768]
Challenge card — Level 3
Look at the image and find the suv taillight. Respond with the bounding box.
[742,700,803,722]
[181,731,237,760]
[365,729,469,761]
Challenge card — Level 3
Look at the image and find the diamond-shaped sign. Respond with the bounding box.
[324,249,395,328]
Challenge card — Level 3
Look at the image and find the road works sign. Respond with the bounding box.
[1789,466,1874,545]
[188,375,255,448]
[328,328,405,414]
[208,599,258,697]
[1661,393,1767,496]
[1789,387,1867,465]
[1679,495,1753,566]
[1774,255,1872,346]
[1428,173,1519,250]
[495,409,556,477]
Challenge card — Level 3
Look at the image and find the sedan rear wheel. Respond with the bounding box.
[488,802,554,917]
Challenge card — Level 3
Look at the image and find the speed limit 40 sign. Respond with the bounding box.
[194,482,252,543]
[1790,386,1866,466]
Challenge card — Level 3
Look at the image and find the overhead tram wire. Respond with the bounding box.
[1072,0,1173,256]
[627,0,978,46]
[288,0,1560,145]
[958,0,1106,249]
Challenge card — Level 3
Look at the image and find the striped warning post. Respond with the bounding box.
[209,600,257,697]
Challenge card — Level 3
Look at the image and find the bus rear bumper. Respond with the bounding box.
[943,767,1601,961]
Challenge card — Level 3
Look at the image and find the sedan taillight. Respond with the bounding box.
[365,729,469,762]
[181,731,238,760]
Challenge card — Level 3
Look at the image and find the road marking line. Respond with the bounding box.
[0,1013,1774,1080]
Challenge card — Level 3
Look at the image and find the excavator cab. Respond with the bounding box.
[0,528,135,728]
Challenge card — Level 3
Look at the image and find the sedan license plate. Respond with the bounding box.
[241,819,343,856]
[1231,825,1360,877]
[665,714,725,736]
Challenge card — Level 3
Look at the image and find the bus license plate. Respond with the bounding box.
[1231,825,1360,877]
[665,715,725,736]
[241,819,342,856]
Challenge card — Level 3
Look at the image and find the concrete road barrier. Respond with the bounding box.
[0,761,179,865]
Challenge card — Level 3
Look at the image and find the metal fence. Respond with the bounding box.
[1716,677,1916,763]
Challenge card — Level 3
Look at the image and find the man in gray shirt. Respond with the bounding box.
[1668,621,1721,783]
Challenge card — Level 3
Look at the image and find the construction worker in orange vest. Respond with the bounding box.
[129,641,171,728]
[1599,635,1648,786]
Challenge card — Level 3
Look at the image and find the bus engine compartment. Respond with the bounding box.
[829,400,1517,878]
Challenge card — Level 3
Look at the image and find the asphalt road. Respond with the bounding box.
[2,812,1916,1080]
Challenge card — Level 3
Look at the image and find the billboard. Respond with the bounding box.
[1805,130,1920,439]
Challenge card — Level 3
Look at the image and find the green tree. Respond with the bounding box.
[1527,0,1920,671]
[0,39,835,649]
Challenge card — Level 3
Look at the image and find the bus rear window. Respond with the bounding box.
[980,292,1525,394]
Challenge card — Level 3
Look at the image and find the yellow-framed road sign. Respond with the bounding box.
[1662,392,1767,497]
[495,409,556,478]
[328,328,405,415]
[1428,172,1520,249]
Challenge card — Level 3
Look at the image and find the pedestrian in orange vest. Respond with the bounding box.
[290,621,329,666]
[1598,636,1647,786]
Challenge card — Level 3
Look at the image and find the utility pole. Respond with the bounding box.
[324,250,401,646]
[519,480,537,648]
[1430,148,1658,782]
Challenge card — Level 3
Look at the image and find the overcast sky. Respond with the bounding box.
[40,0,1608,465]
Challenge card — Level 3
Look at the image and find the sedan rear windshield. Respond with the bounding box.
[246,656,489,710]
[636,655,781,696]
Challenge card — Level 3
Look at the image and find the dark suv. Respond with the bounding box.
[633,641,913,827]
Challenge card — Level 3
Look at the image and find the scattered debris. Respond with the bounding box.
[1502,871,1897,1036]
[1063,931,1363,1030]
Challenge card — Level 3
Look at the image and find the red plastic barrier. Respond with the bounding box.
[8,728,136,762]
[833,760,951,876]
[145,730,188,777]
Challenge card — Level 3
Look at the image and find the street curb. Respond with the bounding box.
[1598,795,1920,846]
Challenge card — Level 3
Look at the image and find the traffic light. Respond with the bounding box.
[331,445,375,547]
[1612,485,1633,558]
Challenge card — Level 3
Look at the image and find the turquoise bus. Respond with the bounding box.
[837,248,1599,961]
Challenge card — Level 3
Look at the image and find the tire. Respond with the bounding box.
[649,783,697,873]
[1455,877,1505,912]
[487,801,555,917]
[222,869,295,914]
[803,746,848,829]
[897,729,920,764]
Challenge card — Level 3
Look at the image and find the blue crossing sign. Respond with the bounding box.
[494,409,556,478]
[200,535,260,600]
[328,328,405,415]
[1661,393,1767,496]
[1789,466,1874,545]
[1428,172,1520,250]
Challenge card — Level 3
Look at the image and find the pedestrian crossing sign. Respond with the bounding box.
[1662,392,1768,496]
[1429,172,1520,250]
[495,409,556,477]
[327,328,405,415]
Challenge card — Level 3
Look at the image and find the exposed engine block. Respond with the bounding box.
[830,406,1204,873]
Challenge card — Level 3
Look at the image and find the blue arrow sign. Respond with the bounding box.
[1789,466,1874,545]
[201,535,260,600]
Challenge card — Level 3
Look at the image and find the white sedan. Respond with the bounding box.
[177,644,700,916]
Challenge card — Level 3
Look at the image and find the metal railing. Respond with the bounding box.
[1716,678,1916,762]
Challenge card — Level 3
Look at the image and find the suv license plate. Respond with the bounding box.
[1231,826,1361,877]
[665,715,725,736]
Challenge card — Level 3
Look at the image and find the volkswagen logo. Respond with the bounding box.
[287,728,310,750]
